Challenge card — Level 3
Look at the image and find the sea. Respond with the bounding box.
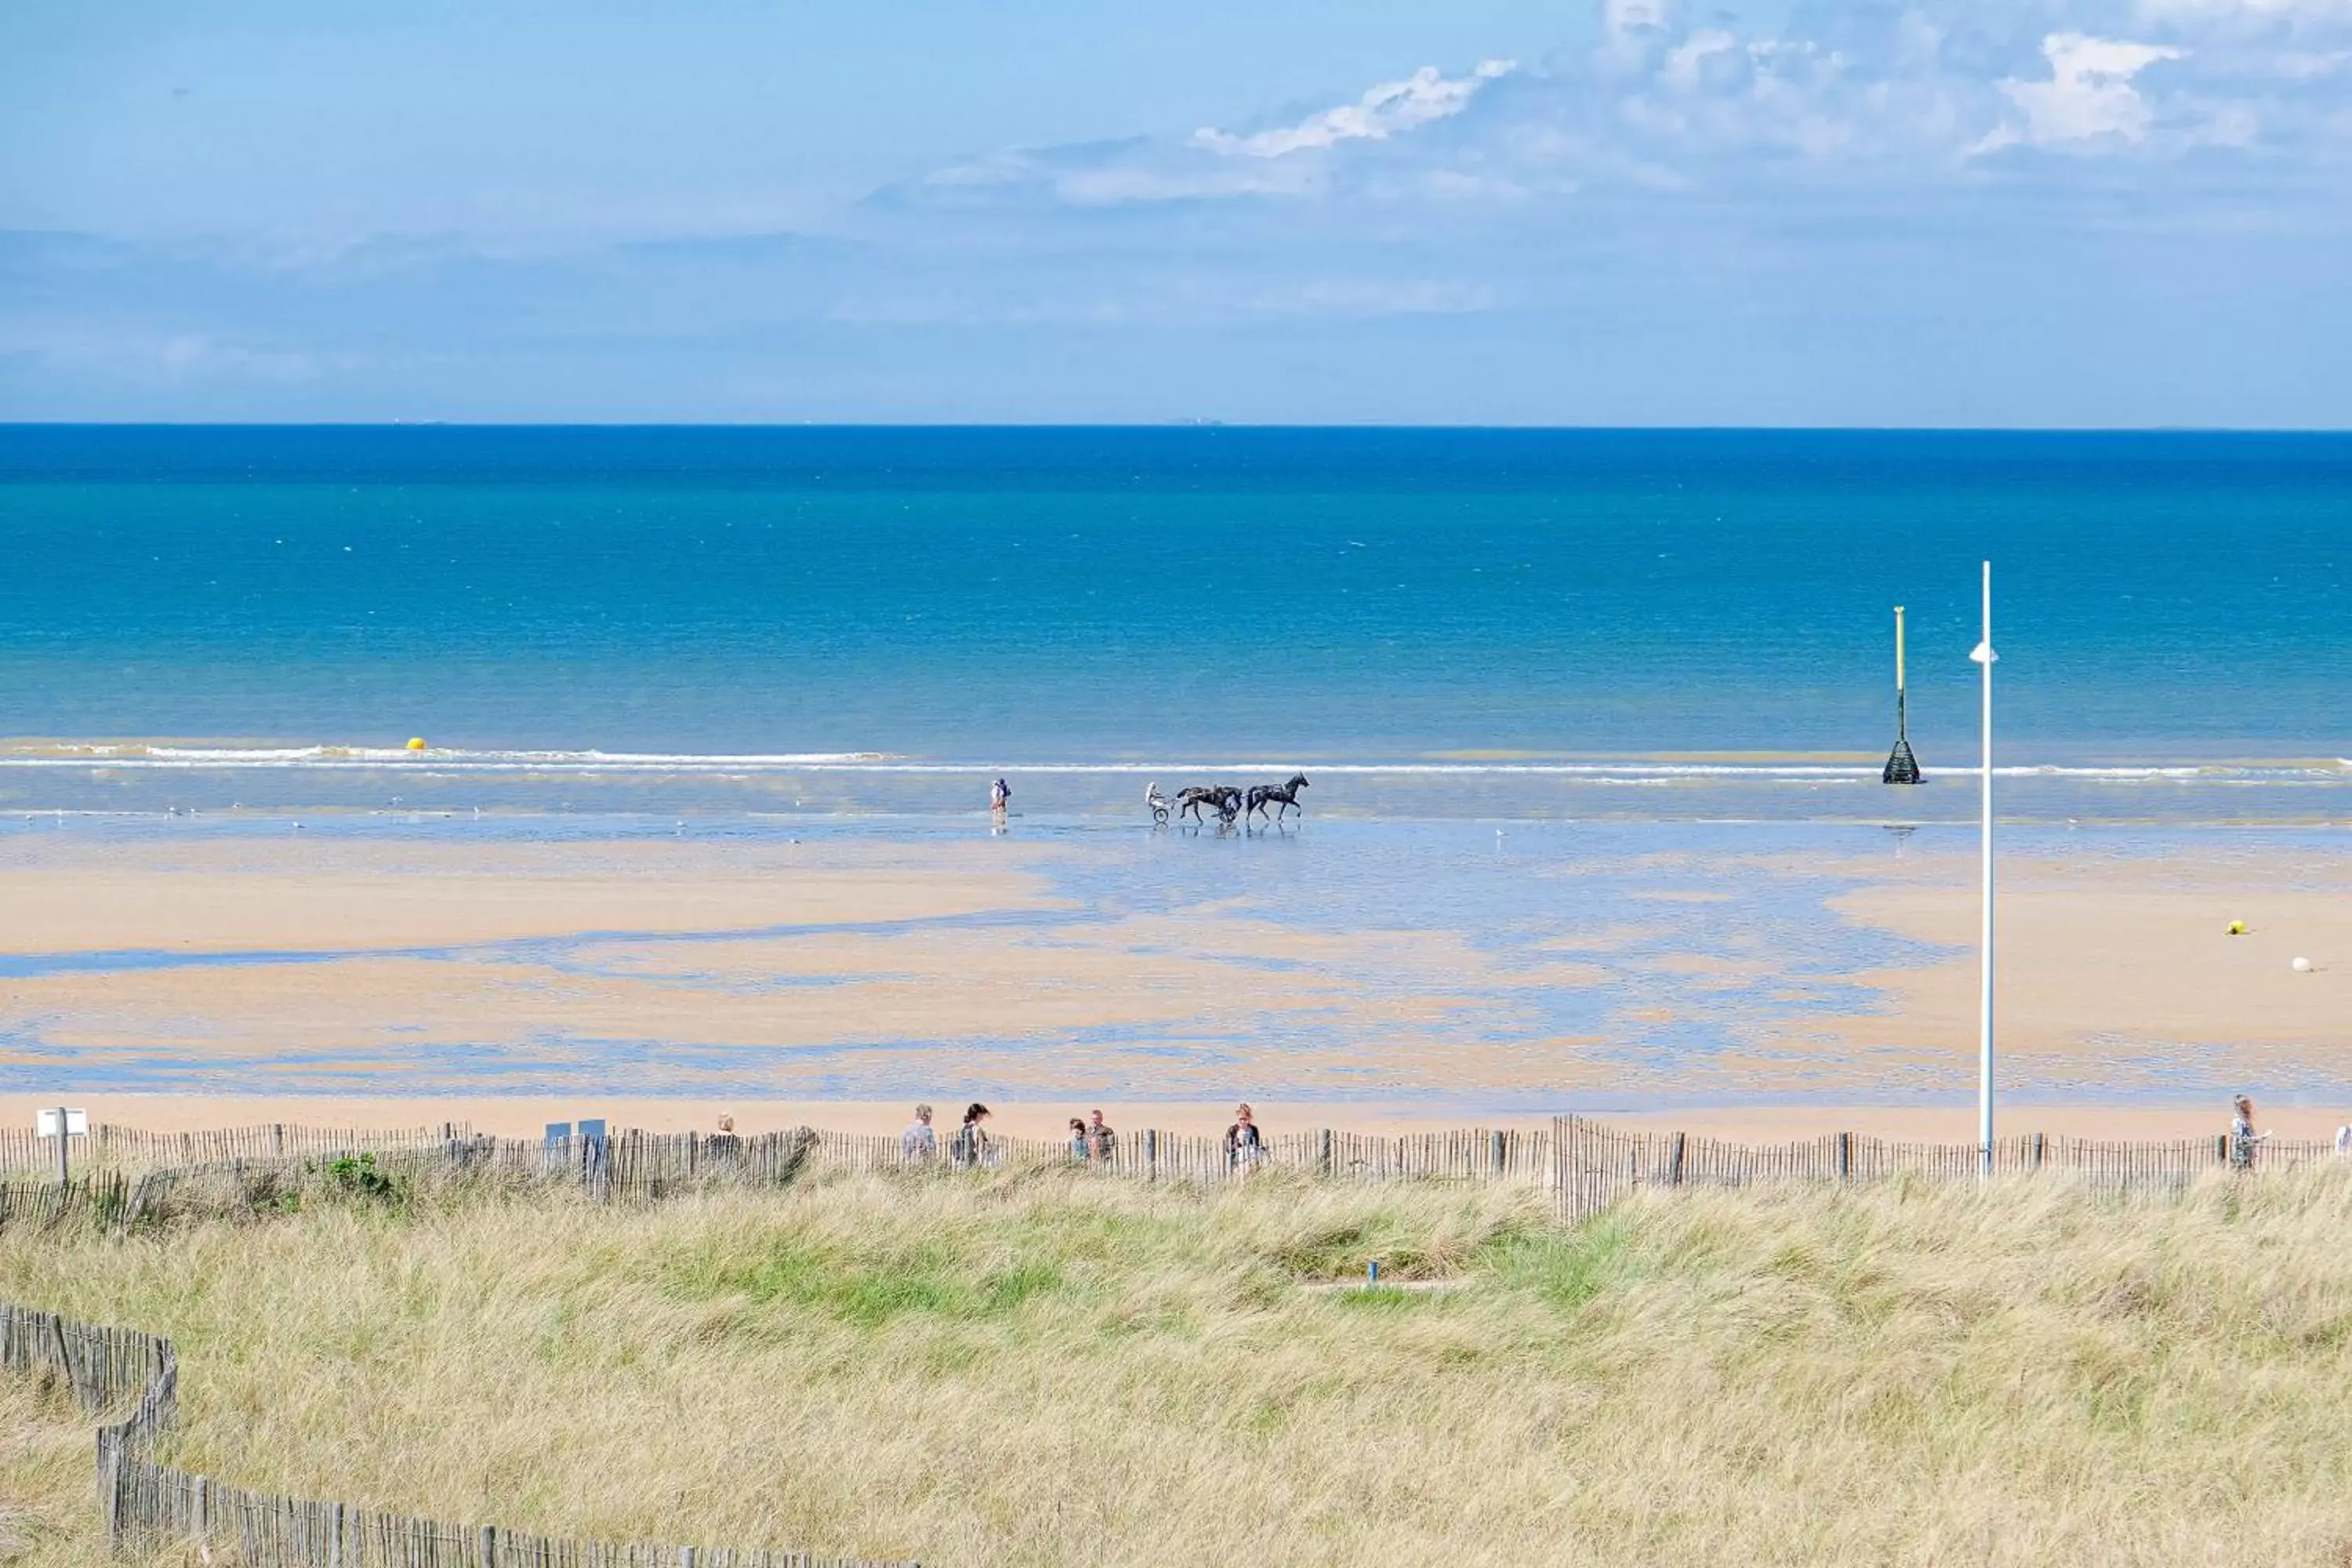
[2,425,2347,824]
[4,426,2349,1105]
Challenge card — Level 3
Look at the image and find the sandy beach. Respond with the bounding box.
[1,815,2345,1115]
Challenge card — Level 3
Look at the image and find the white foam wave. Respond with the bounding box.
[0,747,2343,785]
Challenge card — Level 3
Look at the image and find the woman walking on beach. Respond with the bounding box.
[953,1102,994,1169]
[1225,1102,1265,1174]
[901,1103,937,1162]
[2230,1094,2269,1170]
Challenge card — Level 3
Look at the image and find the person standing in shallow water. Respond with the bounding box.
[989,777,1011,826]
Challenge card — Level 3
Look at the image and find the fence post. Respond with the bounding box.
[2031,1132,2045,1172]
[681,1548,698,1568]
[1836,1131,1853,1182]
[1668,1131,1686,1187]
[274,1124,285,1159]
[481,1525,497,1568]
[1144,1129,1157,1183]
[1489,1130,1505,1178]
[98,1428,121,1544]
[1318,1128,1333,1178]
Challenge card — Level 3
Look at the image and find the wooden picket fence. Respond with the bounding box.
[0,1130,834,1232]
[0,1123,1559,1234]
[9,1117,2340,1236]
[0,1121,475,1178]
[808,1125,1552,1185]
[2,1300,914,1568]
[1552,1115,2347,1218]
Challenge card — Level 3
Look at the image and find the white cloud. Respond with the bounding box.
[1192,62,1515,158]
[1979,33,2187,151]
[891,0,2352,216]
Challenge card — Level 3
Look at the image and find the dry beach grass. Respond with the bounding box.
[8,1165,2352,1566]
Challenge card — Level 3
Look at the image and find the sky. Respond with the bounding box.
[4,0,2350,425]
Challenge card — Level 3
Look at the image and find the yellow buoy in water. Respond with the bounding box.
[2227,920,2247,936]
[405,737,427,752]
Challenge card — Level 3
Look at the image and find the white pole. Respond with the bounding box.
[1969,561,1998,1178]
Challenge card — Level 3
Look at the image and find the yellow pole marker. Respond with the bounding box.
[405,737,427,752]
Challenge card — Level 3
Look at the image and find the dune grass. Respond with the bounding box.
[6,1164,2352,1566]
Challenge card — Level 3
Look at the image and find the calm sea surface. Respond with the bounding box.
[3,426,2347,821]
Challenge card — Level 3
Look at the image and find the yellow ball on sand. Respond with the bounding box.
[2227,920,2247,936]
[405,737,426,752]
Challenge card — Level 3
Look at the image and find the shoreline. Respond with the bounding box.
[5,1094,2343,1145]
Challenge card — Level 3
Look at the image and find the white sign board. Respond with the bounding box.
[36,1109,89,1138]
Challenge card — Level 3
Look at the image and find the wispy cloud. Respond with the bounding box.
[895,0,2352,213]
[1190,62,1515,158]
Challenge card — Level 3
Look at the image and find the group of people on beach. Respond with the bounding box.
[896,1101,1270,1171]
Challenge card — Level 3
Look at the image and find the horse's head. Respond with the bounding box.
[1289,774,1309,792]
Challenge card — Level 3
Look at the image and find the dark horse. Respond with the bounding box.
[1175,785,1243,825]
[1246,773,1309,825]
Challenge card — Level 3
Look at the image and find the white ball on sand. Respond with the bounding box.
[2292,956,2314,973]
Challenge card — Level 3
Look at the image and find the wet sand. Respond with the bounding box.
[1,819,2344,1109]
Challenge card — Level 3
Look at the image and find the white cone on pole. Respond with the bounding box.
[1969,561,1998,1178]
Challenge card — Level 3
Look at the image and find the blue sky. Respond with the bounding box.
[5,0,2349,425]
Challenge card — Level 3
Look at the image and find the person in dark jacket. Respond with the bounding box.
[1225,1102,1265,1172]
[953,1102,993,1168]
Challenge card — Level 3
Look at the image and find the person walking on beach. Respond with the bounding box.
[1087,1108,1117,1161]
[901,1103,937,1162]
[2230,1094,2269,1170]
[1225,1102,1265,1174]
[953,1102,993,1169]
[990,777,1011,824]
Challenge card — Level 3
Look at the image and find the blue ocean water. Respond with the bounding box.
[3,426,2348,821]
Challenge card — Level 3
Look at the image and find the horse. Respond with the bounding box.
[1175,785,1243,825]
[1246,773,1309,825]
[1145,782,1173,826]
